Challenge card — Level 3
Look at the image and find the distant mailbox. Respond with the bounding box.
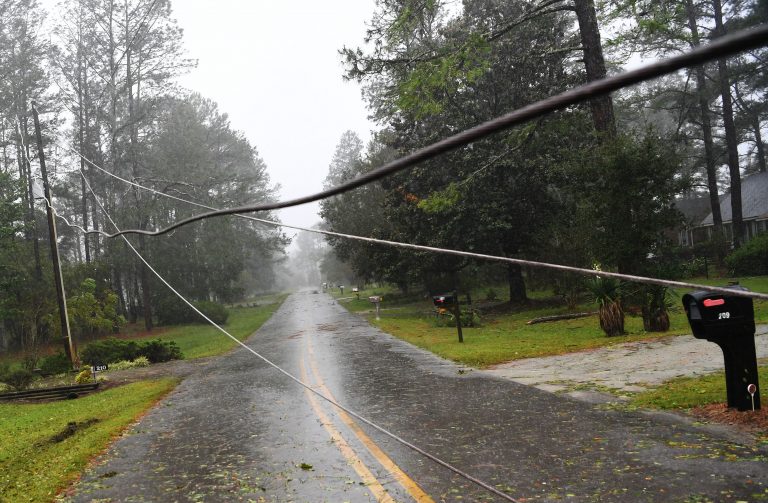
[682,286,760,411]
[432,294,457,307]
[369,296,382,303]
[352,287,359,293]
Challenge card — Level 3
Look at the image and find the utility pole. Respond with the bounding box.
[31,103,77,368]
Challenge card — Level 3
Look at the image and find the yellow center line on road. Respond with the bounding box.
[305,336,435,503]
[299,359,396,502]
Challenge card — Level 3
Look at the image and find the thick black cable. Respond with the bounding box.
[66,159,768,301]
[80,23,768,239]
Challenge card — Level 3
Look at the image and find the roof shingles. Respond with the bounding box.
[700,171,768,226]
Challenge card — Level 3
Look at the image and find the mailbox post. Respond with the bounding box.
[682,286,760,411]
[433,292,463,343]
[369,296,382,320]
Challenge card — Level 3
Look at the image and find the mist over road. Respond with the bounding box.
[67,292,768,502]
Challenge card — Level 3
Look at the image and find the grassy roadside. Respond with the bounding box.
[335,283,768,433]
[0,295,288,501]
[630,363,768,410]
[0,294,289,372]
[0,379,178,503]
[122,294,288,360]
[333,278,767,368]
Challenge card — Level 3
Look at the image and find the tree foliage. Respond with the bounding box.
[0,0,289,353]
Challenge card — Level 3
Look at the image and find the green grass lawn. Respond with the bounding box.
[0,379,177,503]
[336,276,767,368]
[123,294,288,360]
[630,364,768,410]
[0,295,288,370]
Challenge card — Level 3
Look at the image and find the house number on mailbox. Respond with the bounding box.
[718,312,731,319]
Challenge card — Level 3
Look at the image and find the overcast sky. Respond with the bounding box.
[41,0,378,240]
[171,1,377,238]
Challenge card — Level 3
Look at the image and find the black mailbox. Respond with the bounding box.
[683,288,755,340]
[682,286,760,411]
[432,294,457,307]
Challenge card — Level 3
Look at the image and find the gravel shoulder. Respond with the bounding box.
[484,325,768,394]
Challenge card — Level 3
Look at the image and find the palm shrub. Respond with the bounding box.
[640,285,672,332]
[586,276,625,337]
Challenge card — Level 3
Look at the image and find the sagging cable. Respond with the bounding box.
[74,170,522,503]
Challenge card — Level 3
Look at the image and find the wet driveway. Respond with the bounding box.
[65,292,768,502]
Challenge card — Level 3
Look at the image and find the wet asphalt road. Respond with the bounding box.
[66,292,768,502]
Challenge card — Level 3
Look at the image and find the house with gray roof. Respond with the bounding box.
[693,171,768,246]
[673,196,713,247]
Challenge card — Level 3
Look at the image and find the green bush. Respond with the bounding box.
[726,234,768,276]
[21,355,38,372]
[81,338,183,365]
[459,308,482,327]
[681,256,707,278]
[0,361,10,381]
[193,301,229,325]
[137,339,182,363]
[80,338,139,365]
[39,352,72,375]
[432,308,482,328]
[2,369,34,391]
[156,297,229,326]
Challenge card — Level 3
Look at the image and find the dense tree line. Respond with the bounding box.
[321,0,766,301]
[0,0,287,353]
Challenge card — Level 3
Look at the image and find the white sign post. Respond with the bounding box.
[748,383,757,411]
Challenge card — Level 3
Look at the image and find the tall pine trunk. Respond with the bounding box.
[685,0,724,257]
[77,44,91,263]
[573,0,616,136]
[17,117,42,278]
[712,0,745,247]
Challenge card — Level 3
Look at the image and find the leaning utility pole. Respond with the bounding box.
[31,103,77,367]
